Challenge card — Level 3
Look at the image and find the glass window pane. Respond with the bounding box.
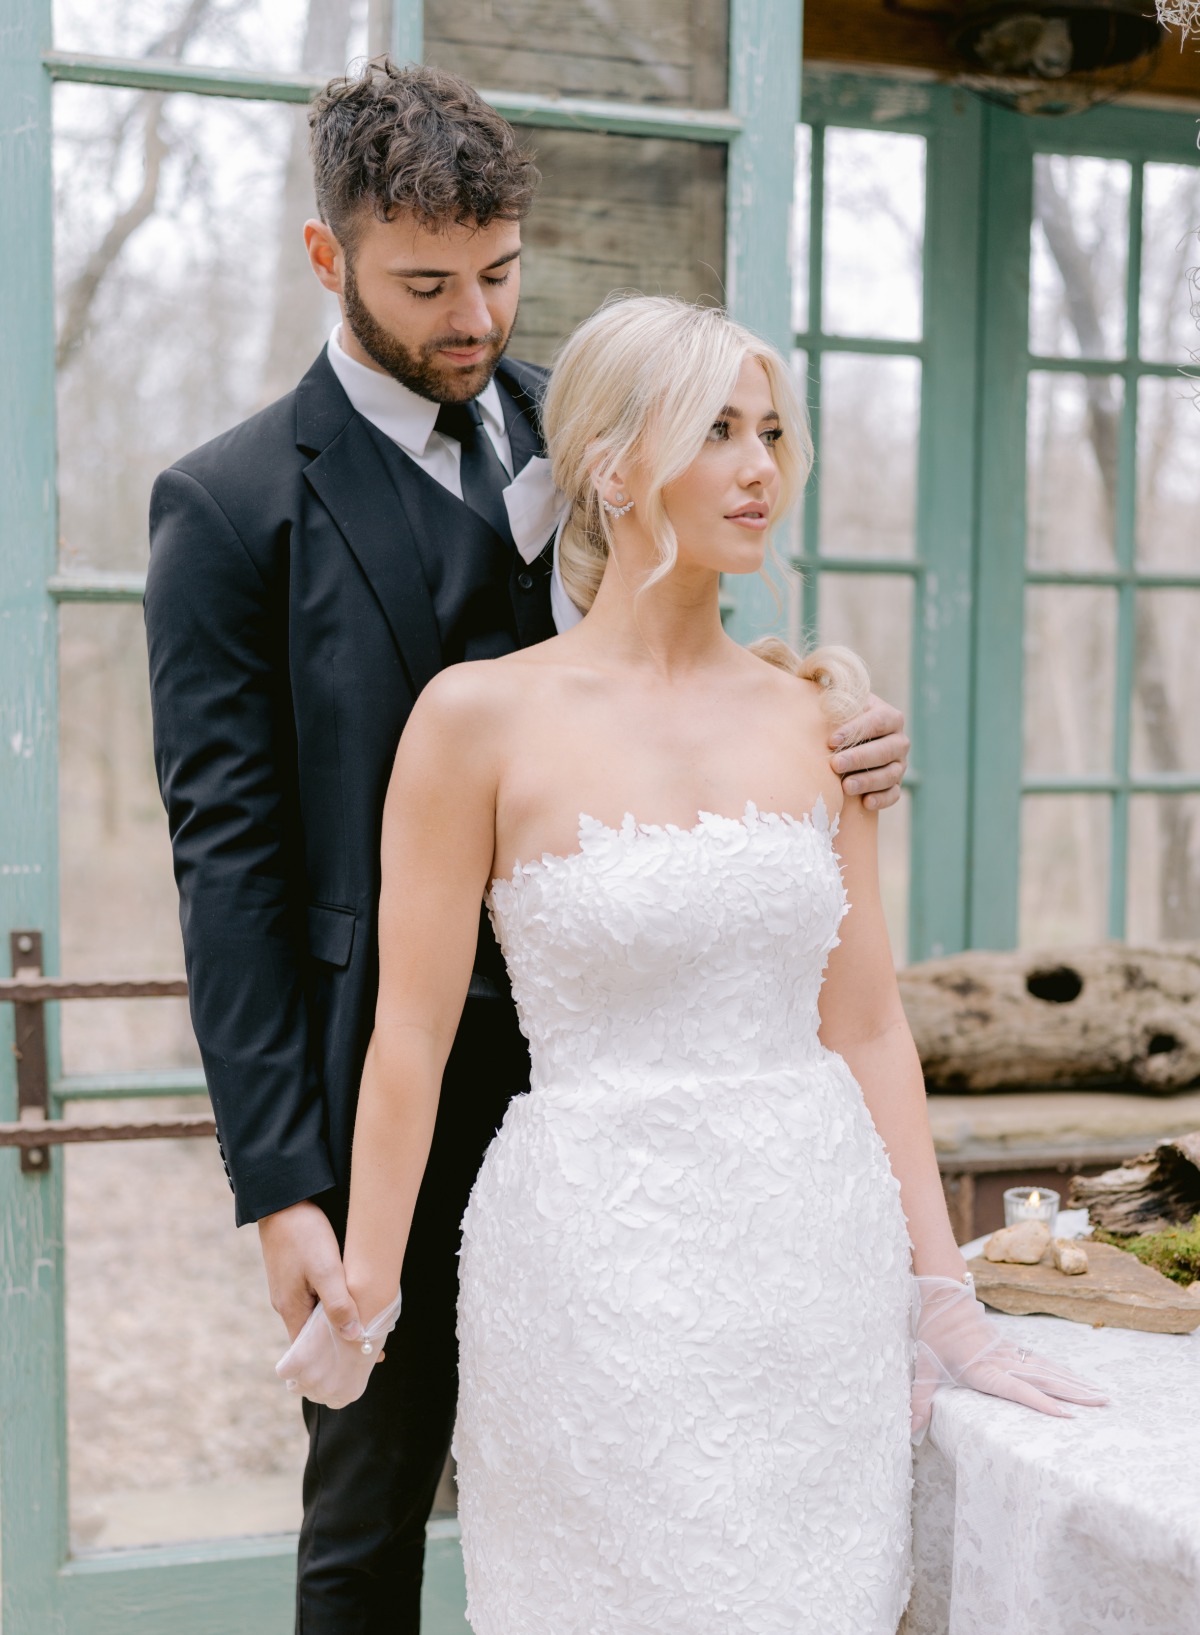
[68,1120,306,1550]
[1026,371,1121,570]
[792,123,812,336]
[816,571,914,729]
[817,353,920,559]
[1128,794,1200,943]
[1131,589,1200,777]
[53,0,367,79]
[55,85,337,573]
[1136,376,1200,572]
[425,0,729,108]
[1030,154,1130,359]
[511,131,725,365]
[821,128,925,342]
[1140,162,1200,365]
[1019,795,1110,946]
[1022,586,1116,779]
[58,605,199,1077]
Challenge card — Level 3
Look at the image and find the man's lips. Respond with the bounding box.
[438,344,489,365]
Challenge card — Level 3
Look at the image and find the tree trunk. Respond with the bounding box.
[900,942,1200,1091]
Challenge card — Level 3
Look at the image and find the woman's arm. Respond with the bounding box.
[817,796,965,1279]
[817,795,1107,1431]
[342,666,504,1321]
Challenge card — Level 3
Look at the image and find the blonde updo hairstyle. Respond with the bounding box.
[541,294,869,729]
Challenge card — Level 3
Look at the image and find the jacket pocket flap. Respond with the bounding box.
[307,904,356,968]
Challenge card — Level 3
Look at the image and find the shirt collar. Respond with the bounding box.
[327,323,507,457]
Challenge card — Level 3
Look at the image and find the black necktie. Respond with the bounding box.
[435,399,515,547]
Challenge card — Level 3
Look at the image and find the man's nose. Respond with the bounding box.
[447,283,493,338]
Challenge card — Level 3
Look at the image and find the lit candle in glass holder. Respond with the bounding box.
[1003,1186,1059,1228]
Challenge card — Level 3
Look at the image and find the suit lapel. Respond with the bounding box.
[496,359,546,476]
[301,402,443,699]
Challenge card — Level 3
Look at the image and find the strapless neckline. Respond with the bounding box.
[491,794,837,895]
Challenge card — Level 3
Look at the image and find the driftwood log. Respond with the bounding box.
[1067,1133,1200,1235]
[900,943,1200,1093]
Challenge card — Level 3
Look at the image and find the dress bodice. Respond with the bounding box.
[487,799,847,1091]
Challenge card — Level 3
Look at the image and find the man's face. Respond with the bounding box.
[307,209,523,403]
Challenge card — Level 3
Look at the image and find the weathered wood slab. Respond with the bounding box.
[969,1240,1200,1333]
[1069,1132,1200,1234]
[900,942,1200,1092]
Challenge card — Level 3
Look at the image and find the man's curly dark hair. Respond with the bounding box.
[309,57,540,252]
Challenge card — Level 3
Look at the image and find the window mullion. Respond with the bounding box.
[44,50,742,140]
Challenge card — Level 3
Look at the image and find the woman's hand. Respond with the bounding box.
[276,1288,402,1410]
[912,1274,1109,1441]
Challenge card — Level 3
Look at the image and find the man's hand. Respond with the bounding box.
[830,692,910,811]
[258,1199,363,1344]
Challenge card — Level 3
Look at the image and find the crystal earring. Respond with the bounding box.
[602,494,635,517]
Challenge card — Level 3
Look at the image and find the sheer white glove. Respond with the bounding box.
[276,1290,402,1410]
[911,1274,1108,1442]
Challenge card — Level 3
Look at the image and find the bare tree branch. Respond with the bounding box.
[55,0,216,371]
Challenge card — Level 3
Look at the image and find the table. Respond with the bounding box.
[902,1310,1200,1635]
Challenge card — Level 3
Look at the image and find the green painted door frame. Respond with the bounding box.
[779,73,987,964]
[775,73,1200,964]
[0,0,800,1628]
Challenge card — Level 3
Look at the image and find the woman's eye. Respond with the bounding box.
[483,273,512,288]
[707,420,730,442]
[761,428,783,446]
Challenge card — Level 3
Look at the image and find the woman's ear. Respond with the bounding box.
[599,469,631,510]
[585,454,630,514]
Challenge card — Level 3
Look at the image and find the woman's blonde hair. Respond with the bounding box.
[541,294,869,727]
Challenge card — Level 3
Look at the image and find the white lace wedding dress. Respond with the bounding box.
[454,800,915,1634]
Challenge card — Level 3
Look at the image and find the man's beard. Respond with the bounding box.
[342,259,514,404]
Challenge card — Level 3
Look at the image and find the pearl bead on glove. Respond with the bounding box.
[911,1274,1108,1443]
[276,1289,402,1410]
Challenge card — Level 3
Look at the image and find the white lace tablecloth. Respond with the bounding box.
[902,1310,1200,1635]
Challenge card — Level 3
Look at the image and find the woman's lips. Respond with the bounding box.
[725,511,769,529]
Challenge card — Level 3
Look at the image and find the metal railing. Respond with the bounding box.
[0,930,214,1172]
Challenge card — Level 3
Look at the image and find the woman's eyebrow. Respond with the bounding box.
[716,405,781,424]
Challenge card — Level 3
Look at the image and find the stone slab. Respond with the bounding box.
[969,1240,1200,1334]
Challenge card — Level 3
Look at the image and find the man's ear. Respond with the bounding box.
[304,220,343,295]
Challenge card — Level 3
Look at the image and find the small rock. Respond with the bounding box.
[984,1220,1052,1264]
[1052,1238,1089,1276]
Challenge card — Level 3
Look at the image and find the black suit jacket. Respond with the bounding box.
[144,351,554,1226]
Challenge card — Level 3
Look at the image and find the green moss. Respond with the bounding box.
[1093,1215,1200,1288]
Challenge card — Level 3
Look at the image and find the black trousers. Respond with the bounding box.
[295,997,531,1633]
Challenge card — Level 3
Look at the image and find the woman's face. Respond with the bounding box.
[658,355,784,578]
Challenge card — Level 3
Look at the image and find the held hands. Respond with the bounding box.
[276,1289,402,1409]
[911,1274,1109,1442]
[830,692,910,811]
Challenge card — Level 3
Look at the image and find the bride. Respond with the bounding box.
[284,295,1104,1633]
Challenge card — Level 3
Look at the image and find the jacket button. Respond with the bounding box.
[517,571,534,590]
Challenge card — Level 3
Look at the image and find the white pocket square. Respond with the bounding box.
[503,455,570,564]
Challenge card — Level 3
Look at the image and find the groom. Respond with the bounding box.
[145,58,911,1633]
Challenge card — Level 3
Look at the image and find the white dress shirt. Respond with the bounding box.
[326,325,580,632]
